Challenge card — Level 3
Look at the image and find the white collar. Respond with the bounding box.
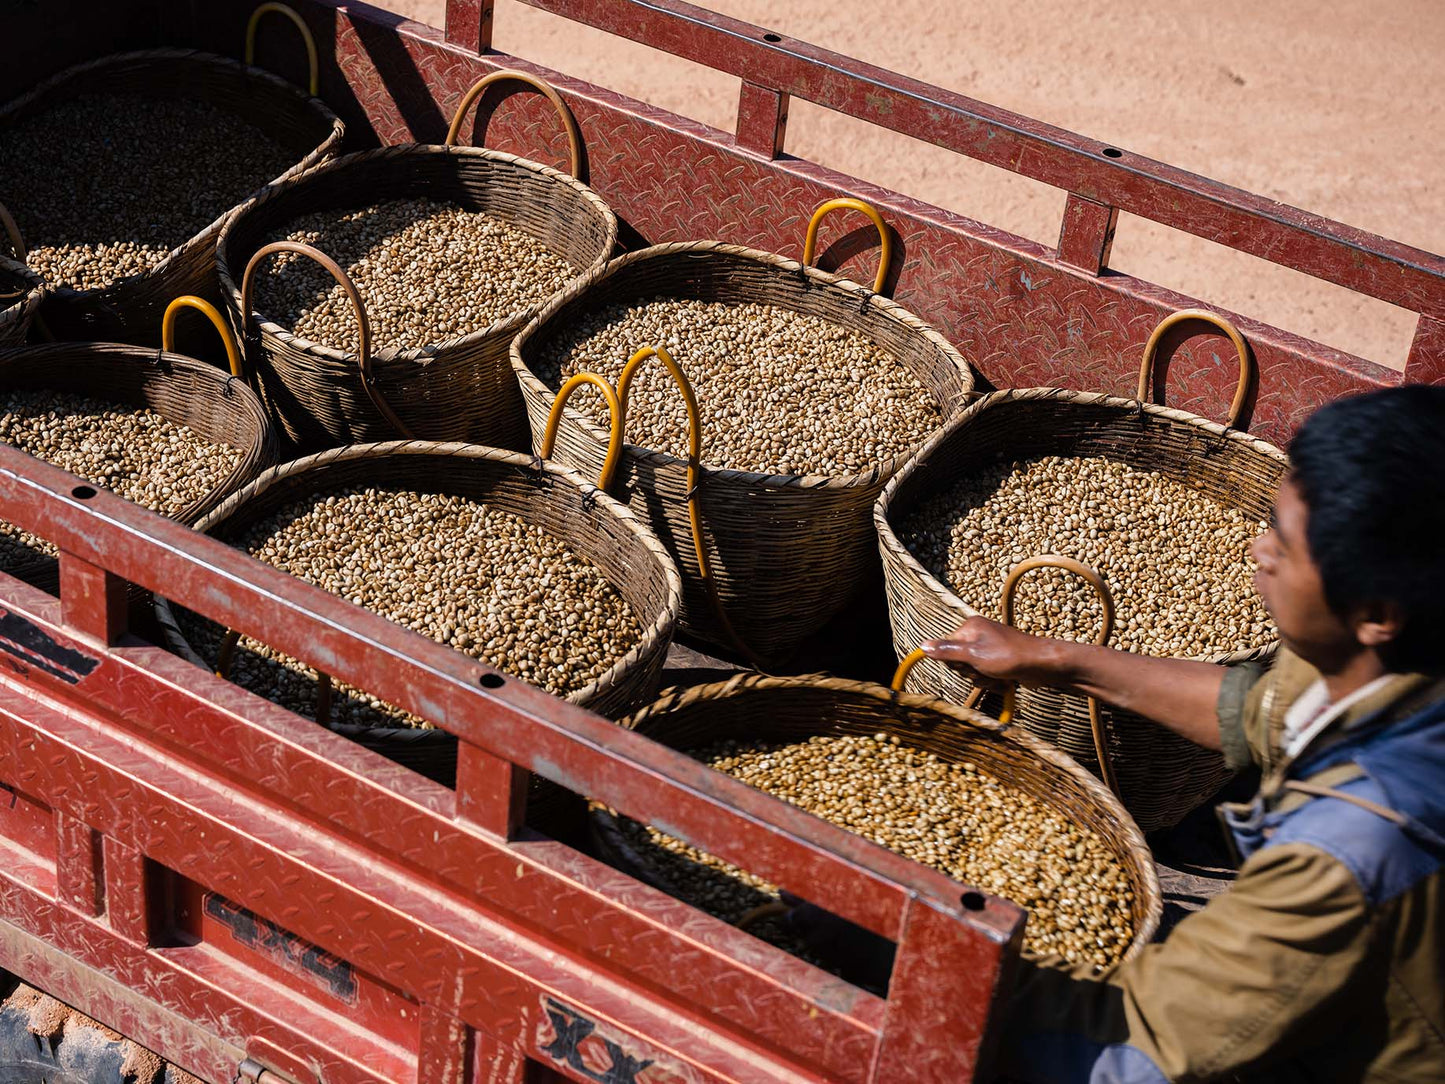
[1282,674,1396,759]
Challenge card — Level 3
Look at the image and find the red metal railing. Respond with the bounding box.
[0,443,1020,1081]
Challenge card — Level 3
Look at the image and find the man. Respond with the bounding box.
[917,385,1445,1081]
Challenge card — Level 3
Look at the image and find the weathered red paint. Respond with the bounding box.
[0,448,1019,1079]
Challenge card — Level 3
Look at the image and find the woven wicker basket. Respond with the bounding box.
[156,441,681,796]
[511,238,976,661]
[0,255,44,347]
[0,340,279,590]
[216,84,617,452]
[592,672,1162,965]
[876,332,1288,830]
[0,48,342,345]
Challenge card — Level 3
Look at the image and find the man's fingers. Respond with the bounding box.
[921,637,967,660]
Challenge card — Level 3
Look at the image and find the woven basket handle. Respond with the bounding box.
[0,202,24,302]
[1137,308,1254,430]
[802,198,893,295]
[445,70,584,179]
[892,647,1017,727]
[0,201,27,262]
[540,372,624,491]
[615,345,766,670]
[982,555,1120,797]
[161,296,244,379]
[241,240,414,439]
[245,3,321,96]
[215,630,334,725]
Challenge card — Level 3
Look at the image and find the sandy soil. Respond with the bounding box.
[392,0,1443,370]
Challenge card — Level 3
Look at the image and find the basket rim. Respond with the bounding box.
[874,385,1288,665]
[0,256,47,333]
[0,47,344,302]
[215,143,621,369]
[0,339,278,526]
[606,670,1163,960]
[509,239,978,492]
[159,439,682,712]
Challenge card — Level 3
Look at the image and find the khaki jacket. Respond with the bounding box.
[998,650,1445,1083]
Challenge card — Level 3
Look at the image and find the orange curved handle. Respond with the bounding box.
[894,647,1016,727]
[1137,308,1254,429]
[445,69,584,178]
[215,628,333,725]
[161,296,244,379]
[801,197,892,294]
[241,240,413,439]
[540,372,624,491]
[0,201,26,263]
[245,2,321,95]
[615,345,764,669]
[993,555,1118,796]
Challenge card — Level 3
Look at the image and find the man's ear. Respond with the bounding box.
[1354,599,1405,649]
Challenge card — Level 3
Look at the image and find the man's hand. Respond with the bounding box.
[922,616,1069,688]
[925,617,1230,751]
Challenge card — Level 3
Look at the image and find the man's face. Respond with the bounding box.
[1251,476,1355,666]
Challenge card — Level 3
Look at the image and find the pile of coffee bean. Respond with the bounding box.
[0,389,242,567]
[899,455,1273,656]
[620,731,1136,968]
[1,95,295,290]
[251,198,574,353]
[180,485,644,725]
[534,297,942,476]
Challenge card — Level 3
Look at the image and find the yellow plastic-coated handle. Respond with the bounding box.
[616,345,765,671]
[445,69,584,178]
[161,296,244,379]
[801,197,892,295]
[245,2,320,96]
[540,372,624,491]
[215,628,334,725]
[897,647,1015,727]
[735,900,789,931]
[241,240,414,439]
[0,201,26,263]
[1001,554,1118,797]
[891,648,927,691]
[1000,555,1115,643]
[1137,308,1254,430]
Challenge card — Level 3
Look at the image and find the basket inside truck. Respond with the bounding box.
[0,1,1442,1081]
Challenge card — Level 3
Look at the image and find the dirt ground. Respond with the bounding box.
[391,0,1443,371]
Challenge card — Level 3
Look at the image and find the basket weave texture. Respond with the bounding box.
[595,672,1162,964]
[0,340,280,588]
[216,145,619,453]
[0,258,45,347]
[157,441,681,788]
[0,49,343,345]
[511,241,976,660]
[875,388,1288,831]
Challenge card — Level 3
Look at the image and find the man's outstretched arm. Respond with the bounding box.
[922,616,1228,750]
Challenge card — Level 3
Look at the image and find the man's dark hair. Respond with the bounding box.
[1290,385,1445,673]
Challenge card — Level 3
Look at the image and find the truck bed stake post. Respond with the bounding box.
[456,741,529,839]
[1057,193,1119,275]
[55,811,104,917]
[736,82,790,159]
[59,553,128,646]
[445,0,494,54]
[1404,315,1445,385]
[419,1006,474,1084]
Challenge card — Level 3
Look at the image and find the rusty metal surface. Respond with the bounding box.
[3,0,1440,441]
[0,446,1020,1080]
[142,0,1442,442]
